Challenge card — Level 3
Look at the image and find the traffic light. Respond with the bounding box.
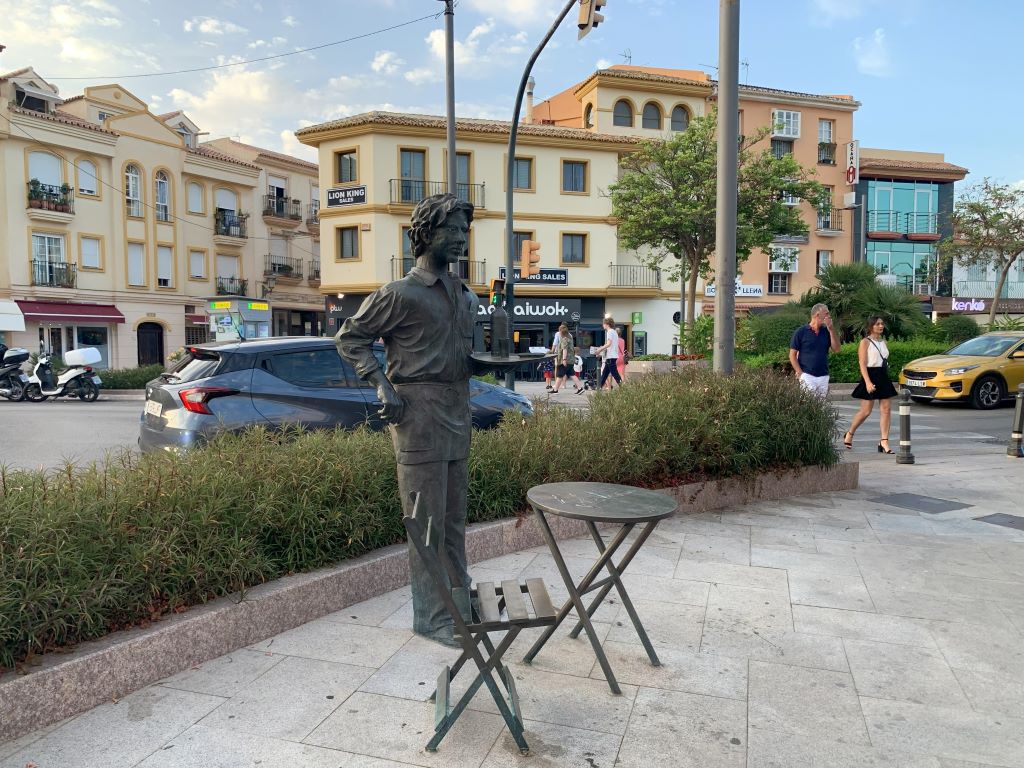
[577,0,606,40]
[489,278,505,306]
[520,239,541,278]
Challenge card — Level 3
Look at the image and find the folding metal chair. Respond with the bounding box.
[402,492,557,755]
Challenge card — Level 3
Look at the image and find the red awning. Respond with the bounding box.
[185,313,207,324]
[16,300,126,324]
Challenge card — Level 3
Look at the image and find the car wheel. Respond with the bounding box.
[25,383,48,402]
[78,378,100,402]
[970,375,1004,410]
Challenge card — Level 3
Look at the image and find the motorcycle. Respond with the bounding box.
[0,345,30,401]
[26,346,103,402]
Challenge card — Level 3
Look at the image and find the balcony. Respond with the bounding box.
[306,202,319,229]
[26,182,75,223]
[262,195,302,225]
[815,207,844,235]
[391,256,415,281]
[452,259,486,285]
[308,260,321,285]
[867,210,901,238]
[906,213,940,241]
[31,259,77,288]
[610,264,661,289]
[215,276,248,296]
[954,280,1024,300]
[264,254,303,281]
[388,179,486,208]
[817,142,837,165]
[214,211,248,246]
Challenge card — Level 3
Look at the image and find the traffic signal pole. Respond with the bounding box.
[440,0,457,192]
[503,0,581,390]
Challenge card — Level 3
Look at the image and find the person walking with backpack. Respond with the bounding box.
[593,317,623,390]
[844,315,898,454]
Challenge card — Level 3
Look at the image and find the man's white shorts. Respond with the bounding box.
[799,373,830,398]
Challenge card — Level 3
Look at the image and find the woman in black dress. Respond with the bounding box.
[844,316,899,453]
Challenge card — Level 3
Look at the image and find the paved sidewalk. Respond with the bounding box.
[3,447,1023,768]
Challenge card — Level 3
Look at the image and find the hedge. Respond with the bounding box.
[99,364,166,390]
[743,339,951,383]
[0,367,838,670]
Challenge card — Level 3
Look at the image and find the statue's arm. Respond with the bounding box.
[335,290,404,423]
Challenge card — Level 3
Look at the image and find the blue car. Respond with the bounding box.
[139,337,533,453]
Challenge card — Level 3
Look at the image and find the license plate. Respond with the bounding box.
[904,379,926,388]
[91,375,102,386]
[145,400,163,417]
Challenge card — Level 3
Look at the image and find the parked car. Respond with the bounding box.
[139,337,533,453]
[898,331,1024,409]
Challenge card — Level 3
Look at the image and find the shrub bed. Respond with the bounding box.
[99,364,166,390]
[0,367,839,670]
[743,339,951,383]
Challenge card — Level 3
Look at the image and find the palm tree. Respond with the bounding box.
[802,262,877,341]
[851,283,928,340]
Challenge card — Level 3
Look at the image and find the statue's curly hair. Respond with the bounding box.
[408,193,475,257]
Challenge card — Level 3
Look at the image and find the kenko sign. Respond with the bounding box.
[476,298,581,323]
[952,299,986,312]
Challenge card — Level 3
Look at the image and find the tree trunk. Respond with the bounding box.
[685,258,700,349]
[988,263,1012,326]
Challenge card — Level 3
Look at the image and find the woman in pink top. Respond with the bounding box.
[616,332,627,380]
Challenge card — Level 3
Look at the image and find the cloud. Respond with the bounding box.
[282,15,298,27]
[595,58,611,69]
[852,28,891,77]
[183,16,248,35]
[371,50,404,75]
[278,129,316,162]
[462,0,553,25]
[810,0,867,25]
[405,67,440,85]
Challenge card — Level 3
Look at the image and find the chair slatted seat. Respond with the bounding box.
[403,492,557,755]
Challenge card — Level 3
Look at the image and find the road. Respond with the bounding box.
[0,391,1017,471]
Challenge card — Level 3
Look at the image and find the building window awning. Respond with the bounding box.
[185,313,207,325]
[0,299,26,332]
[16,84,61,102]
[16,300,126,324]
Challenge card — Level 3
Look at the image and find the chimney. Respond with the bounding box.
[525,76,535,124]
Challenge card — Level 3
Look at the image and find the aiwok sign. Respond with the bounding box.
[475,298,581,323]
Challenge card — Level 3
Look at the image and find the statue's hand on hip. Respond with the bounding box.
[376,382,405,424]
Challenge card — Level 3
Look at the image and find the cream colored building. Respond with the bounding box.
[297,65,860,354]
[0,67,263,368]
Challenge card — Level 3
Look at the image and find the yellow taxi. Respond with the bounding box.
[899,331,1024,409]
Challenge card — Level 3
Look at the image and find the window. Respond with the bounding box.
[128,242,145,285]
[176,128,194,148]
[400,226,413,258]
[512,157,533,190]
[98,111,113,122]
[269,349,353,388]
[583,103,594,128]
[768,273,791,294]
[671,105,690,132]
[768,246,799,273]
[561,233,587,265]
[642,102,662,130]
[125,164,142,217]
[399,149,426,203]
[189,250,206,278]
[780,180,800,206]
[216,254,239,278]
[454,152,471,202]
[336,150,357,183]
[28,150,61,186]
[816,250,832,275]
[818,119,833,143]
[32,233,65,264]
[561,160,587,193]
[771,139,794,159]
[80,236,101,269]
[512,231,533,264]
[771,109,801,138]
[76,159,98,196]
[338,226,359,259]
[155,171,170,221]
[187,182,203,213]
[613,100,633,127]
[157,245,173,287]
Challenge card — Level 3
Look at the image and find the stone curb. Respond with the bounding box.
[0,462,858,743]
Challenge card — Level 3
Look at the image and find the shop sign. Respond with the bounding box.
[631,312,643,325]
[952,298,986,312]
[476,297,581,323]
[209,300,232,310]
[846,140,860,185]
[247,301,269,311]
[704,280,764,298]
[497,266,568,286]
[326,186,367,207]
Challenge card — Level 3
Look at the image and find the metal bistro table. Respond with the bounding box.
[522,482,678,694]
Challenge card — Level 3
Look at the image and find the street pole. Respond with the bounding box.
[712,0,740,374]
[503,0,578,390]
[441,0,457,191]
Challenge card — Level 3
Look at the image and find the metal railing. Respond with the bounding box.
[391,256,415,280]
[306,202,319,226]
[906,212,938,235]
[816,207,844,232]
[867,210,901,232]
[26,182,75,213]
[264,254,303,279]
[215,276,248,296]
[309,260,321,282]
[610,264,661,288]
[817,142,836,165]
[954,280,1024,299]
[262,195,302,220]
[215,211,248,238]
[452,259,486,285]
[31,259,77,288]
[389,179,486,208]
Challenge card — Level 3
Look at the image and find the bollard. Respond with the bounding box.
[1008,383,1024,458]
[671,338,679,370]
[896,388,915,465]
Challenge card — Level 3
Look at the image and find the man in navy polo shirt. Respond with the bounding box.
[789,303,840,397]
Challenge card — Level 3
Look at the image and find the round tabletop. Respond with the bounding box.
[527,482,677,524]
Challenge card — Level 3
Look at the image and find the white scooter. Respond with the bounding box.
[26,346,103,402]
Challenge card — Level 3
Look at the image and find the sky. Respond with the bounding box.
[1,0,1021,188]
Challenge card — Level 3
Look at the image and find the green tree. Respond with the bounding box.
[938,179,1024,326]
[850,283,928,340]
[608,109,826,333]
[802,262,877,341]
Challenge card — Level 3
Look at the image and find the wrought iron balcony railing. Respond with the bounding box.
[215,276,248,296]
[452,259,486,285]
[27,182,75,214]
[610,264,661,288]
[817,142,837,165]
[816,207,844,232]
[954,280,1024,299]
[263,195,302,220]
[306,202,319,225]
[31,259,77,288]
[215,211,248,238]
[264,254,303,279]
[309,260,321,282]
[389,179,486,208]
[391,256,415,281]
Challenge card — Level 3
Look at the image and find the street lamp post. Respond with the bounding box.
[439,0,457,191]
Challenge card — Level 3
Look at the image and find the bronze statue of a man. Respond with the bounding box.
[335,193,479,647]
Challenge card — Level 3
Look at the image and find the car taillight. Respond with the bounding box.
[179,386,238,415]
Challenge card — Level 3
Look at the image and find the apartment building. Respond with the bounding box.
[0,67,261,367]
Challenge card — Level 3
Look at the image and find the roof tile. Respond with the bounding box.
[9,105,116,135]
